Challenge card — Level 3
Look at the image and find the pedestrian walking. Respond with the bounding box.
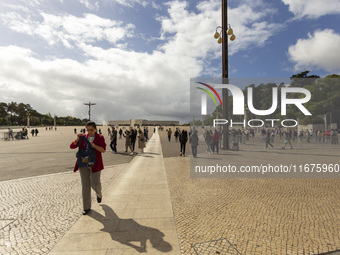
[281,131,293,149]
[204,129,213,153]
[174,129,179,142]
[23,128,28,139]
[123,130,134,155]
[130,128,137,151]
[179,130,188,156]
[168,128,172,141]
[119,128,123,139]
[144,128,149,142]
[189,130,199,157]
[110,127,117,153]
[35,128,39,136]
[8,128,14,140]
[70,122,106,215]
[138,129,146,153]
[265,129,274,148]
[306,129,311,143]
[326,130,331,143]
[212,130,220,153]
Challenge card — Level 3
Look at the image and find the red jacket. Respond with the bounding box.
[213,132,220,142]
[70,133,106,173]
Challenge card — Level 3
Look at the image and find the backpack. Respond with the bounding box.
[76,136,96,168]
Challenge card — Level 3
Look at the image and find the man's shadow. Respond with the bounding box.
[89,204,173,253]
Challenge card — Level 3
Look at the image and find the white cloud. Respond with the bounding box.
[0,0,285,123]
[158,0,283,59]
[1,3,30,12]
[282,0,340,19]
[0,12,135,48]
[101,0,148,8]
[0,44,193,122]
[288,29,340,73]
[79,0,100,10]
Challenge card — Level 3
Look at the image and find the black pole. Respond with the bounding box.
[222,0,229,150]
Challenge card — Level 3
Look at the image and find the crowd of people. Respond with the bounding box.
[177,126,340,156]
[106,126,150,155]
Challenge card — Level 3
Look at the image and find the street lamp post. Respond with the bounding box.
[214,0,236,150]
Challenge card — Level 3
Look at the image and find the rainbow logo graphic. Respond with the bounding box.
[196,82,223,111]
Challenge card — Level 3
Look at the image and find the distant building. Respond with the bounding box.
[103,119,179,127]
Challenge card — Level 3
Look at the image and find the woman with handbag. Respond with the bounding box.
[70,122,106,215]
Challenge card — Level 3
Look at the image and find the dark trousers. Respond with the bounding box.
[191,146,197,157]
[110,139,117,152]
[168,135,171,141]
[212,141,219,153]
[266,138,273,148]
[131,139,136,151]
[180,142,186,155]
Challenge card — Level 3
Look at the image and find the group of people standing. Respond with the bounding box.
[5,127,38,140]
[166,128,197,157]
[109,126,149,155]
[203,129,221,154]
[45,126,57,131]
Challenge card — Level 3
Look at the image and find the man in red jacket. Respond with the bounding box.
[70,122,106,215]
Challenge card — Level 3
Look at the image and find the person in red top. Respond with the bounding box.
[70,122,106,215]
[212,129,220,153]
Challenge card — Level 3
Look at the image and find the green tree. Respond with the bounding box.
[290,70,320,87]
[7,102,18,125]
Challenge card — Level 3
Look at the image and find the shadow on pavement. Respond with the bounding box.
[89,205,173,253]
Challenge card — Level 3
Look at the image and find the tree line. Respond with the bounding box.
[0,102,89,126]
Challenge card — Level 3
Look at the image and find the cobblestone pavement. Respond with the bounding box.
[158,128,340,255]
[0,163,128,255]
[164,157,340,255]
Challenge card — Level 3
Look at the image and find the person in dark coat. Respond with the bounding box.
[179,130,188,156]
[130,128,137,151]
[189,130,199,157]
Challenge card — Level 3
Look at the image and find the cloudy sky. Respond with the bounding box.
[0,0,340,124]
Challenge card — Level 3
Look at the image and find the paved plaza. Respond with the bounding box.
[0,127,137,181]
[0,126,339,254]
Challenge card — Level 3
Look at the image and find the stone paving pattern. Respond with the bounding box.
[1,126,339,255]
[0,126,152,255]
[49,128,180,254]
[158,128,340,255]
[0,164,128,255]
